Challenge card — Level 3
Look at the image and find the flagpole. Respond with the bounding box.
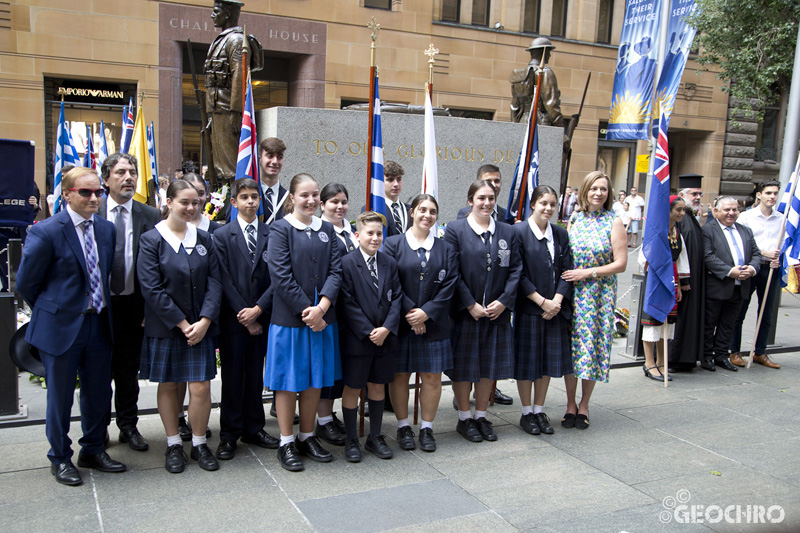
[516,49,546,221]
[366,17,380,212]
[745,152,800,368]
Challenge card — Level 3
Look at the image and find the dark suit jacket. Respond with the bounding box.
[137,228,222,338]
[443,218,522,322]
[17,209,115,355]
[260,184,287,224]
[456,205,509,224]
[383,234,457,341]
[702,218,761,301]
[513,221,573,319]
[339,250,402,357]
[361,202,410,237]
[214,220,272,331]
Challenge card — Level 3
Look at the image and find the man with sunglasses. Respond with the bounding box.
[97,153,160,451]
[18,167,127,486]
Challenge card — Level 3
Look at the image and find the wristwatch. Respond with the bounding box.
[591,269,598,279]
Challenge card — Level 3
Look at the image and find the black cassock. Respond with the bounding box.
[669,211,704,369]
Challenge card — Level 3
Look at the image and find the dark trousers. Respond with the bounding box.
[730,265,780,355]
[218,328,267,442]
[40,313,112,464]
[107,294,145,430]
[704,292,743,362]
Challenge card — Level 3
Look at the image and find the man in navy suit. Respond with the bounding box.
[701,197,761,372]
[98,153,160,451]
[258,137,288,225]
[214,178,279,460]
[457,165,509,224]
[17,167,127,486]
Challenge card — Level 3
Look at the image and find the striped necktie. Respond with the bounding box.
[367,255,378,290]
[82,220,103,312]
[264,187,274,223]
[245,223,256,263]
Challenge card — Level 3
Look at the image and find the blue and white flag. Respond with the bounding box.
[120,98,134,154]
[369,71,386,220]
[54,101,80,214]
[652,0,697,138]
[82,124,97,171]
[777,154,800,287]
[505,110,539,223]
[229,70,265,222]
[98,119,110,167]
[642,110,675,322]
[147,121,158,197]
[607,0,662,140]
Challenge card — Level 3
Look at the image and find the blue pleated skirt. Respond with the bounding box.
[264,324,341,392]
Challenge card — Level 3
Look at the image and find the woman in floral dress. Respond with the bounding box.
[561,172,628,429]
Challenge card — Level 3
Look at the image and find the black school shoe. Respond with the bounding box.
[344,438,362,463]
[278,442,304,472]
[295,436,333,462]
[418,428,436,452]
[396,426,416,450]
[165,444,188,473]
[534,413,554,434]
[191,443,220,471]
[457,419,483,442]
[365,435,393,459]
[520,413,541,435]
[474,417,497,441]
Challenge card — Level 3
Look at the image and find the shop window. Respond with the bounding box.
[472,0,490,26]
[596,0,613,43]
[364,0,391,10]
[523,0,540,34]
[442,0,460,22]
[551,0,567,37]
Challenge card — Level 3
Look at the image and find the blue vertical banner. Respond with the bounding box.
[505,111,539,223]
[651,0,697,137]
[607,0,663,140]
[369,71,386,221]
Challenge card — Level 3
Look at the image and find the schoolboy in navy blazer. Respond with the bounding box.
[214,179,277,457]
[383,233,457,341]
[513,220,573,319]
[17,168,125,484]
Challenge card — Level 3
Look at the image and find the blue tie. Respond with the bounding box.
[726,226,745,285]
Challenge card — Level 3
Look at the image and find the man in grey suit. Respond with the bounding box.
[99,153,161,449]
[701,197,760,372]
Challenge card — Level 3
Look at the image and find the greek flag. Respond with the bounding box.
[98,119,110,167]
[505,110,539,223]
[53,101,79,214]
[369,71,386,219]
[777,154,800,287]
[147,121,158,197]
[120,98,134,154]
[229,70,265,221]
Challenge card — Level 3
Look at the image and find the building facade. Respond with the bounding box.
[1,0,733,207]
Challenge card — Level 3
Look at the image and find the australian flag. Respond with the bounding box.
[642,110,675,322]
[369,71,386,220]
[82,124,97,171]
[229,70,265,221]
[505,111,539,223]
[120,98,134,154]
[54,101,79,214]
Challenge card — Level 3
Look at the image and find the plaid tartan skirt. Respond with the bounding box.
[513,312,572,381]
[445,315,514,383]
[397,334,453,374]
[140,336,217,383]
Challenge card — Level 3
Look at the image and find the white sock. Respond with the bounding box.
[317,415,333,425]
[521,405,534,416]
[279,434,294,447]
[397,418,411,428]
[191,434,206,447]
[533,404,544,415]
[458,410,473,421]
[420,419,433,430]
[474,410,487,420]
[167,434,182,446]
[297,431,313,442]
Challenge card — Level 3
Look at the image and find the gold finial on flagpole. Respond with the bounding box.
[368,17,380,68]
[424,43,439,89]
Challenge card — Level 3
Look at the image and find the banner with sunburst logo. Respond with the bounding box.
[607,0,663,140]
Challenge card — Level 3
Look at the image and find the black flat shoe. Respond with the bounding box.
[164,444,188,473]
[77,451,126,473]
[457,418,483,442]
[700,358,716,371]
[365,435,393,459]
[492,388,513,405]
[51,461,82,486]
[520,413,541,435]
[270,405,300,425]
[534,412,554,435]
[715,358,739,372]
[344,438,362,463]
[278,442,304,472]
[178,418,192,442]
[475,417,497,441]
[396,426,416,450]
[331,412,346,433]
[315,420,346,446]
[241,429,279,449]
[295,436,333,463]
[575,414,590,430]
[418,428,436,452]
[191,443,220,471]
[119,427,149,451]
[216,440,237,460]
[561,411,577,429]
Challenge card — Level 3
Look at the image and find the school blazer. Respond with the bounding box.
[17,210,115,356]
[456,205,510,224]
[260,184,287,224]
[267,218,342,328]
[137,228,222,338]
[383,234,457,341]
[444,218,522,322]
[702,218,761,300]
[214,221,272,332]
[339,251,402,356]
[513,221,573,319]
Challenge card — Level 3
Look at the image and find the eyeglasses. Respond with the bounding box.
[68,188,105,198]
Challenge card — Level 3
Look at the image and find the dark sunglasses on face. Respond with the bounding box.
[68,188,105,198]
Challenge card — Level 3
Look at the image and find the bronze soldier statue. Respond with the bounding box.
[204,0,262,187]
[510,37,563,126]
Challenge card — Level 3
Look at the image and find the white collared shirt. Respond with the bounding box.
[528,217,554,261]
[405,229,434,261]
[107,197,134,295]
[190,215,210,232]
[237,215,259,243]
[156,220,197,254]
[387,199,407,232]
[66,205,106,310]
[467,212,496,246]
[360,248,378,268]
[261,181,281,215]
[737,207,782,259]
[323,216,359,251]
[285,213,322,232]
